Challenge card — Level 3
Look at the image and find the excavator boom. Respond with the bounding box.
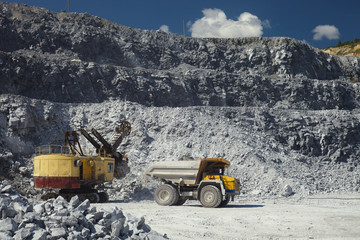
[91,128,112,153]
[79,129,101,151]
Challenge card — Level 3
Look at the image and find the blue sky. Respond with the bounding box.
[5,0,360,48]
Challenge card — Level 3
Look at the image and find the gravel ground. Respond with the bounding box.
[96,194,360,240]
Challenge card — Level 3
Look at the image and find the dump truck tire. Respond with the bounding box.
[219,194,230,207]
[200,185,222,208]
[154,184,179,206]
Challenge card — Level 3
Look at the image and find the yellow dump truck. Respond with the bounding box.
[145,158,240,208]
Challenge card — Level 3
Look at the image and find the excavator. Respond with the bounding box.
[33,121,131,203]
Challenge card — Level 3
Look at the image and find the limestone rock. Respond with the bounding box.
[282,185,294,197]
[0,218,18,233]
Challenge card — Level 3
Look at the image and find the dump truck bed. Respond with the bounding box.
[145,160,201,185]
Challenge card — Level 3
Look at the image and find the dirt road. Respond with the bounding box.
[95,195,360,240]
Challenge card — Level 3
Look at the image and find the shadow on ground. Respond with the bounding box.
[225,204,265,208]
[183,203,265,208]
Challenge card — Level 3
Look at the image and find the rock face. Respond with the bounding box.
[0,2,360,200]
[1,3,360,107]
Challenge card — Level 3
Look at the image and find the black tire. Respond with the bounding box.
[77,194,88,203]
[154,184,179,206]
[200,185,222,208]
[219,194,230,207]
[87,192,100,203]
[98,191,109,203]
[174,197,187,206]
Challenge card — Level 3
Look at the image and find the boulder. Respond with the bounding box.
[0,218,18,233]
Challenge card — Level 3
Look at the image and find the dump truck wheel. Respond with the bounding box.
[219,194,230,207]
[200,185,222,208]
[154,184,179,206]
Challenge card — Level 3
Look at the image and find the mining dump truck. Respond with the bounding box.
[145,158,240,208]
[33,121,131,203]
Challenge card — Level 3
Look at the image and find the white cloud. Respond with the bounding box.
[159,25,170,33]
[312,25,340,40]
[190,8,265,38]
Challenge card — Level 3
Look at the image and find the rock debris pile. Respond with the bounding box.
[0,181,166,240]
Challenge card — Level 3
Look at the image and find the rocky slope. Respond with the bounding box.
[0,2,360,201]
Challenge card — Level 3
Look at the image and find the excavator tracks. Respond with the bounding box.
[41,190,109,203]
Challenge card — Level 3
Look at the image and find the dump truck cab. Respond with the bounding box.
[146,158,241,208]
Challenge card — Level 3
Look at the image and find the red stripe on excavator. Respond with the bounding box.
[34,176,80,189]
